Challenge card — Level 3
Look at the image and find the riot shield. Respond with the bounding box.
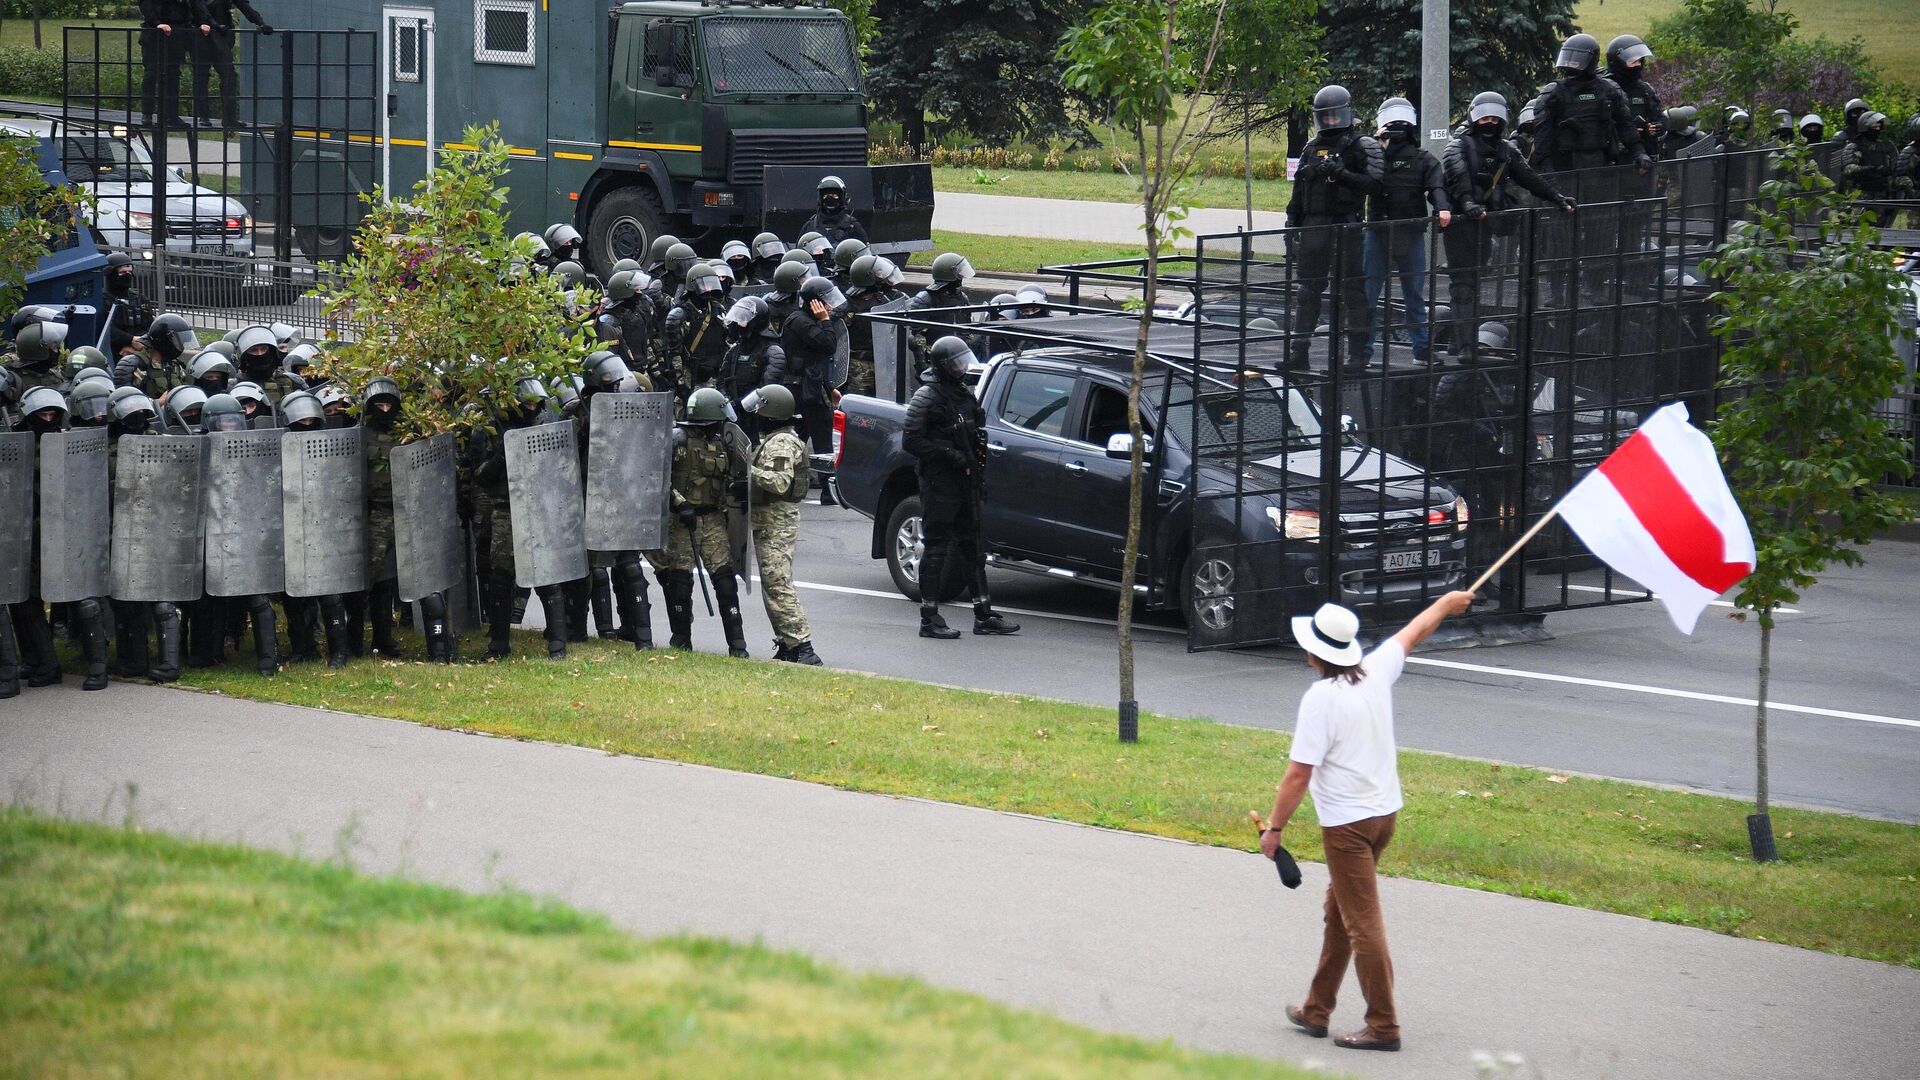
[38,427,112,603]
[0,432,33,606]
[505,420,588,588]
[111,434,205,602]
[726,423,753,589]
[585,392,673,553]
[869,297,911,402]
[390,434,462,603]
[282,427,368,598]
[204,427,286,597]
[830,317,851,389]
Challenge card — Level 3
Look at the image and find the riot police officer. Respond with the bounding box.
[1769,109,1795,145]
[1529,34,1645,176]
[11,386,111,691]
[273,390,342,666]
[1834,98,1870,153]
[544,223,586,268]
[1798,114,1825,144]
[601,268,665,382]
[664,263,731,390]
[1837,112,1895,199]
[467,377,570,661]
[720,294,783,408]
[1442,93,1574,358]
[739,384,821,665]
[1720,108,1755,152]
[766,258,811,330]
[1285,85,1385,373]
[904,336,1018,640]
[102,251,156,356]
[720,239,754,285]
[357,378,408,659]
[188,349,235,394]
[775,275,845,480]
[161,384,209,434]
[659,387,751,656]
[1897,114,1920,196]
[1660,106,1704,158]
[659,242,699,301]
[1363,97,1450,367]
[642,233,681,280]
[1604,34,1661,165]
[845,253,906,396]
[101,389,162,679]
[748,232,787,284]
[6,315,69,393]
[199,391,280,675]
[190,0,272,130]
[114,311,199,397]
[802,175,868,245]
[906,251,975,330]
[578,351,656,650]
[798,233,838,280]
[832,237,871,278]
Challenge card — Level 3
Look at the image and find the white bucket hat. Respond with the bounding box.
[1292,603,1364,667]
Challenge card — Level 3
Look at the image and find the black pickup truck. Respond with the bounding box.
[831,348,1469,645]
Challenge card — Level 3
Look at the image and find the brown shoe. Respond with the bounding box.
[1335,1028,1401,1051]
[1285,1004,1327,1038]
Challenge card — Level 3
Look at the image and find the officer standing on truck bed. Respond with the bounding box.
[1285,85,1385,374]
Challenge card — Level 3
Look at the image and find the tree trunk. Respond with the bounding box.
[1747,611,1778,861]
[1243,116,1254,232]
[902,110,927,156]
[32,0,43,51]
[1117,153,1157,745]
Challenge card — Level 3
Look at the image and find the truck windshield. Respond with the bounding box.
[702,15,862,96]
[1163,382,1320,454]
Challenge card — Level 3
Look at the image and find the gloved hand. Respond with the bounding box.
[675,503,698,527]
[728,480,749,504]
[1634,154,1654,174]
[1558,196,1577,213]
[1463,202,1488,221]
[258,23,274,34]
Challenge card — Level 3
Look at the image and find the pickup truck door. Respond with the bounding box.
[979,365,1071,559]
[1053,379,1149,575]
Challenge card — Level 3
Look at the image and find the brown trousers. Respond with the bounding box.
[1301,811,1398,1038]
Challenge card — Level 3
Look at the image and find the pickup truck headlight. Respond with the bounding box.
[127,211,152,230]
[1266,506,1320,540]
[1454,496,1470,532]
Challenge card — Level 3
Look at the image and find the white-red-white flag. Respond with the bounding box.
[1556,402,1755,634]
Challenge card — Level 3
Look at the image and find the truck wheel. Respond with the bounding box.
[586,185,665,280]
[1181,548,1240,647]
[885,495,927,601]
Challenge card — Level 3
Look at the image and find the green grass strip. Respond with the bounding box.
[0,809,1318,1078]
[164,634,1920,969]
[931,167,1294,213]
[928,229,1150,276]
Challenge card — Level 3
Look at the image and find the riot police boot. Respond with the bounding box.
[187,599,225,669]
[590,570,618,640]
[563,578,591,643]
[147,603,183,683]
[1286,342,1312,373]
[919,605,961,640]
[512,588,530,625]
[110,599,149,678]
[368,580,402,658]
[972,601,1021,636]
[343,592,368,658]
[284,598,318,664]
[15,604,62,686]
[711,570,750,658]
[0,612,20,699]
[419,592,454,665]
[485,582,514,661]
[614,561,655,650]
[536,585,569,660]
[662,570,695,650]
[321,596,352,669]
[224,599,247,654]
[77,598,111,691]
[248,596,279,676]
[771,640,793,661]
[787,640,824,666]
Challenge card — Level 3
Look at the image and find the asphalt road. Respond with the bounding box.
[8,689,1916,1080]
[579,499,1920,822]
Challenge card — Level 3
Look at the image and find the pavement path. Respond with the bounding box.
[4,686,1916,1080]
[933,190,1286,251]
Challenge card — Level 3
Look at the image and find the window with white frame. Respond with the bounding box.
[473,0,535,66]
[392,17,421,83]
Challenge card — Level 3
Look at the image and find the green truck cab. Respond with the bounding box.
[278,0,931,273]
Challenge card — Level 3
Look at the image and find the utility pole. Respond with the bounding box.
[1421,0,1451,154]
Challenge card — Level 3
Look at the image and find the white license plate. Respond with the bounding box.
[192,242,234,255]
[1382,549,1442,572]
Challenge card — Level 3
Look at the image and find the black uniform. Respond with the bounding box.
[192,0,270,128]
[904,370,987,607]
[845,281,905,396]
[1529,73,1643,175]
[1606,65,1662,165]
[138,0,211,127]
[1363,133,1449,364]
[663,294,730,391]
[801,206,868,246]
[103,277,156,358]
[774,303,840,460]
[1284,127,1385,371]
[1442,131,1567,354]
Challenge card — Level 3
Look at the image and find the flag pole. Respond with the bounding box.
[1468,506,1564,594]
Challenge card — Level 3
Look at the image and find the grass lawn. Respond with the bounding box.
[0,810,1316,1079]
[1576,0,1920,76]
[930,229,1148,276]
[934,166,1293,214]
[0,18,138,54]
[168,635,1920,969]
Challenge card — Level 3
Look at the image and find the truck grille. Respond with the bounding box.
[728,128,867,186]
[1339,506,1456,551]
[179,219,245,237]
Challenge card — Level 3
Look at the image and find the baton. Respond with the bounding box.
[96,299,121,352]
[686,517,715,616]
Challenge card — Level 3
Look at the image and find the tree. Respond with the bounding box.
[315,124,590,442]
[1700,144,1913,861]
[1193,0,1321,225]
[1060,0,1231,742]
[1318,0,1575,130]
[0,131,93,316]
[1645,0,1890,118]
[869,0,1094,148]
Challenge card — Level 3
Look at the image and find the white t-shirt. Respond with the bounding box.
[1288,640,1407,827]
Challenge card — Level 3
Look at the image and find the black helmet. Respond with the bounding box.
[1312,84,1355,133]
[20,385,68,431]
[582,350,628,393]
[1555,33,1601,75]
[772,260,811,296]
[105,250,134,270]
[723,295,770,342]
[67,379,112,425]
[684,386,728,424]
[1469,92,1509,133]
[739,383,795,423]
[685,262,724,299]
[202,392,249,432]
[665,243,698,278]
[817,174,848,195]
[798,276,845,309]
[817,174,848,210]
[833,237,870,271]
[163,385,209,433]
[1605,34,1652,73]
[752,232,786,260]
[928,335,976,381]
[143,312,199,361]
[14,319,68,365]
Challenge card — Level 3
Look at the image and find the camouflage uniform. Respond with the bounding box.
[748,424,811,647]
[112,350,189,400]
[657,421,748,573]
[365,424,398,583]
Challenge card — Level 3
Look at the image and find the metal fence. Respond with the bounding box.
[127,249,346,343]
[58,26,377,271]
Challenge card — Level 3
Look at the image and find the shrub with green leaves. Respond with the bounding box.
[0,132,95,315]
[315,124,594,441]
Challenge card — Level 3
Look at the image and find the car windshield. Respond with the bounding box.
[61,134,153,183]
[702,16,862,96]
[1162,381,1320,454]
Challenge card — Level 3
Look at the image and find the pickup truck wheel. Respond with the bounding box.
[586,186,665,281]
[1181,549,1240,647]
[885,495,927,601]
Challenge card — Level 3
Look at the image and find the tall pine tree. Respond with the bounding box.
[868,0,1094,147]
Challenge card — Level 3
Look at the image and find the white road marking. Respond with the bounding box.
[787,578,1915,731]
[1561,582,1800,615]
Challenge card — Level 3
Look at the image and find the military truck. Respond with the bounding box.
[279,0,932,270]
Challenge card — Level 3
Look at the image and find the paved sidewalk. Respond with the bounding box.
[934,190,1287,251]
[4,683,1915,1080]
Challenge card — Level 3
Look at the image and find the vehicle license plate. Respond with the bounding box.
[1382,549,1441,572]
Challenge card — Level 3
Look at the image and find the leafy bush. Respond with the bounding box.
[0,2,137,15]
[0,43,64,98]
